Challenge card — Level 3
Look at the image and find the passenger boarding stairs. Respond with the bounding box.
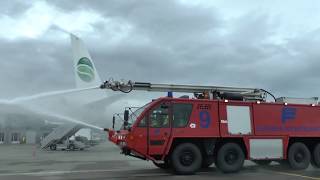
[41,123,83,149]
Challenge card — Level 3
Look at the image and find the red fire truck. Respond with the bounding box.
[101,79,320,174]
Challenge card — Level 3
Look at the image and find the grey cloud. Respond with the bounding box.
[49,0,220,45]
[0,37,73,98]
[0,0,32,16]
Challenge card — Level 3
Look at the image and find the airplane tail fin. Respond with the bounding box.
[70,34,102,88]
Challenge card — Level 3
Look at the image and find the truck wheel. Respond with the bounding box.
[153,161,170,169]
[202,155,215,168]
[253,160,272,166]
[216,143,245,173]
[311,143,320,168]
[288,142,311,170]
[171,143,202,175]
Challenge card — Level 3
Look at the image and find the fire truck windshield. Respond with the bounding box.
[128,102,151,127]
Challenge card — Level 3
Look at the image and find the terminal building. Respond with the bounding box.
[0,114,58,144]
[0,113,106,145]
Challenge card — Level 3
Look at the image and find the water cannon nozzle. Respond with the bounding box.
[100,81,108,89]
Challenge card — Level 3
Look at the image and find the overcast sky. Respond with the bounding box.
[1,0,320,101]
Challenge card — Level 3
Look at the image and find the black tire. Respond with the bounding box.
[216,143,245,173]
[288,142,311,170]
[171,143,202,175]
[253,160,272,166]
[50,144,56,150]
[202,155,215,168]
[311,143,320,168]
[153,161,170,169]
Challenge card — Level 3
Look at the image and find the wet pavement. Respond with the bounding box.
[0,142,319,180]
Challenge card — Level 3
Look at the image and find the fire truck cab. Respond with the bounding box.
[102,80,320,174]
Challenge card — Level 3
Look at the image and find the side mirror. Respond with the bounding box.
[124,110,129,122]
[112,116,115,129]
[123,110,129,129]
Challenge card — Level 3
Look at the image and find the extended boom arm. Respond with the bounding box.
[100,78,275,101]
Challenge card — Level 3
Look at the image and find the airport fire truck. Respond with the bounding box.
[101,79,320,174]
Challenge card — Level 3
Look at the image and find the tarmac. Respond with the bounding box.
[0,142,319,180]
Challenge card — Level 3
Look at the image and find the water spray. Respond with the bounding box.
[10,86,100,103]
[29,108,104,131]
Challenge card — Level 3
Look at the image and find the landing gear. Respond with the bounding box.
[171,143,202,175]
[216,143,245,173]
[288,142,311,170]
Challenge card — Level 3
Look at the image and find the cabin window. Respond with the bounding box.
[150,104,169,128]
[173,103,193,128]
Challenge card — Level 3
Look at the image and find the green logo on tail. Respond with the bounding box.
[77,57,95,82]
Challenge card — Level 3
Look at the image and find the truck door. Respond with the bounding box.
[148,102,171,155]
[131,117,148,156]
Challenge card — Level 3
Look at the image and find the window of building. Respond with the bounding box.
[11,133,19,142]
[173,103,193,128]
[150,104,169,128]
[0,133,4,142]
